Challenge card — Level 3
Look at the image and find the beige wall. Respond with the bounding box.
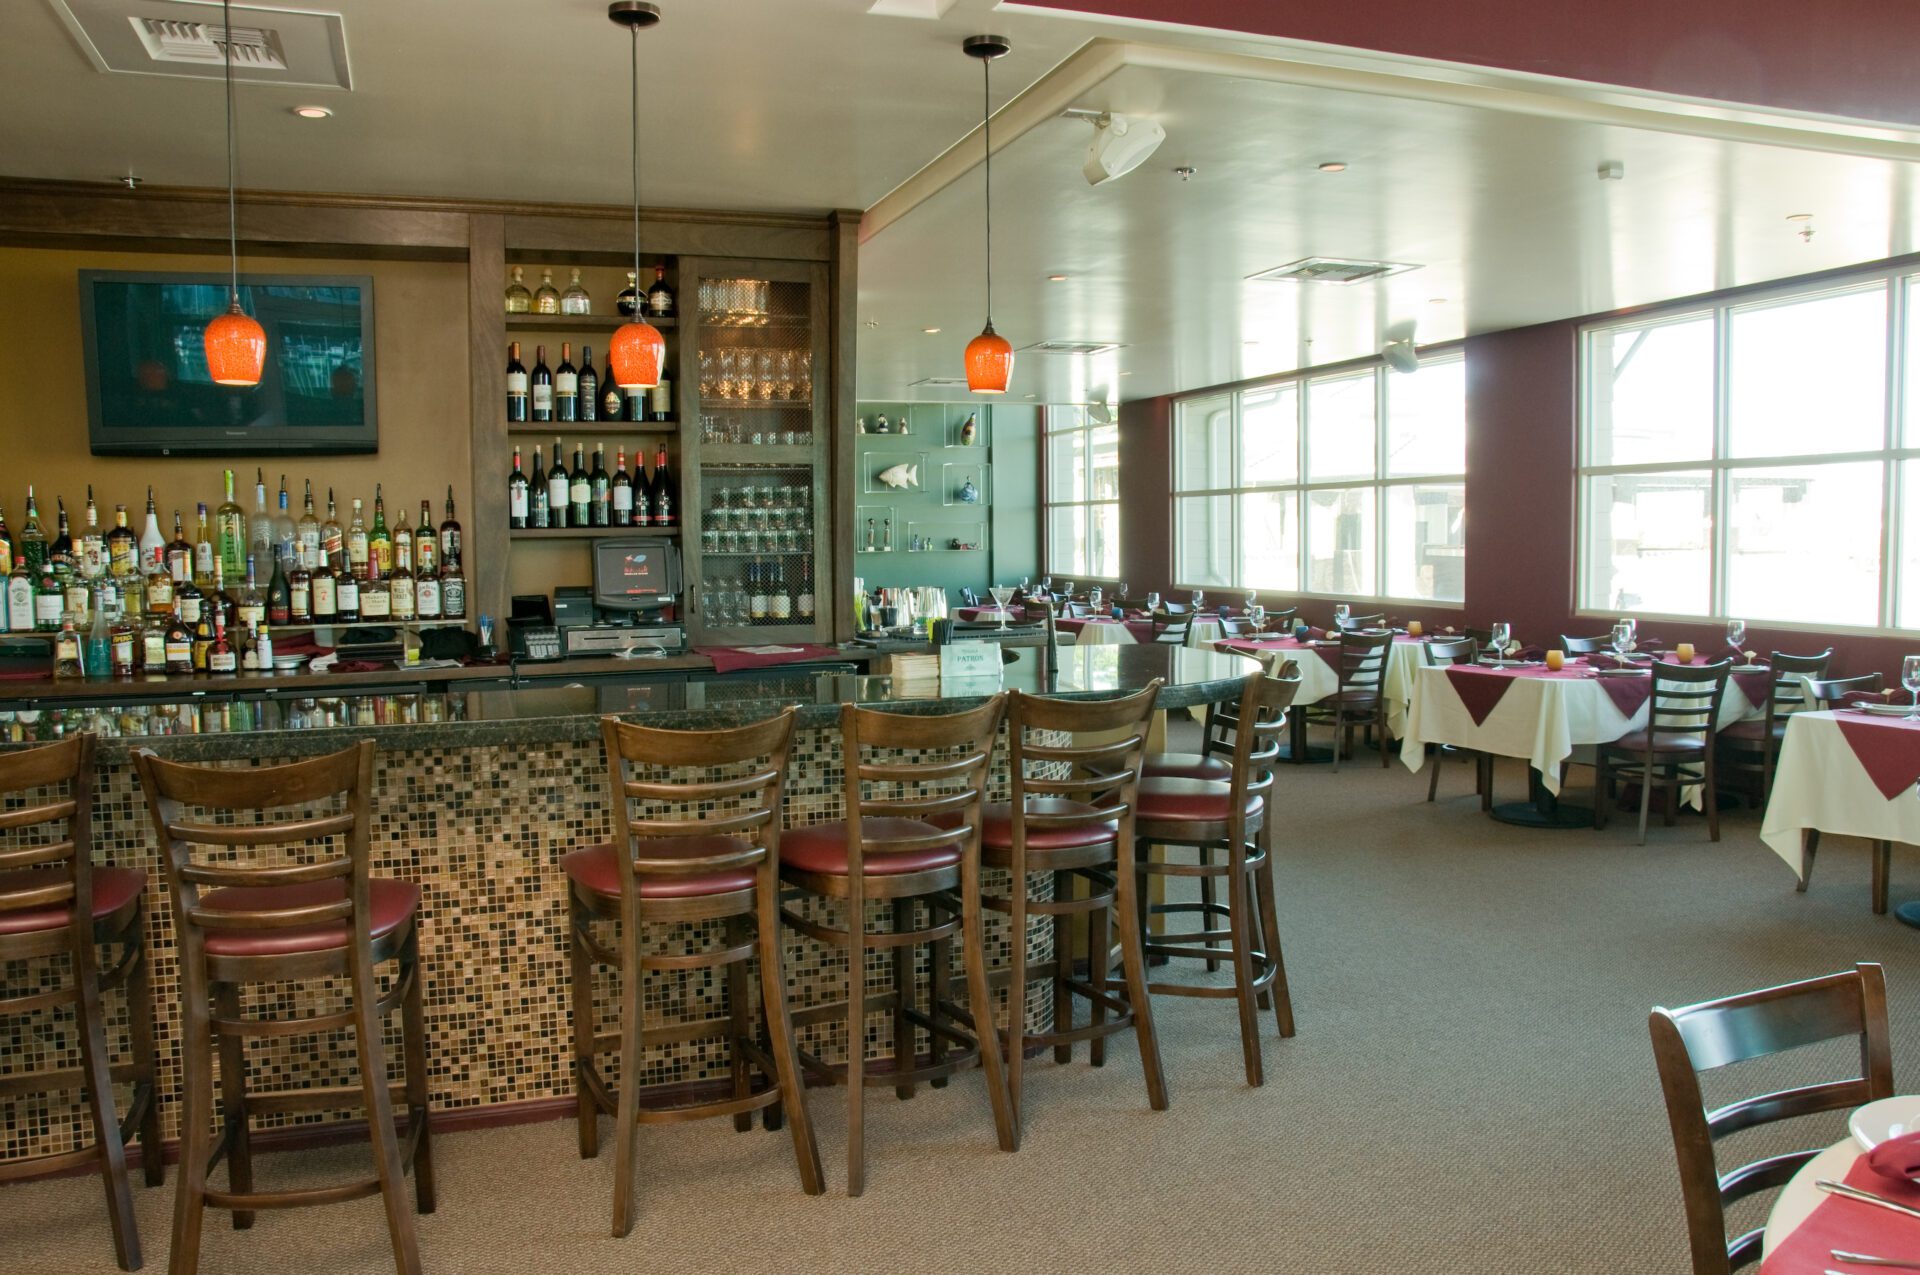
[0,245,473,585]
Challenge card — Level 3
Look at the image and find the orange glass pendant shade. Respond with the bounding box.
[964,323,1014,395]
[204,300,267,387]
[609,319,665,389]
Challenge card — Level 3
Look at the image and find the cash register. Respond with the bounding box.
[557,537,686,657]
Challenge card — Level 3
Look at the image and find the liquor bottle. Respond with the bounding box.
[346,498,369,579]
[504,264,532,313]
[770,559,793,622]
[370,485,393,575]
[650,446,677,527]
[560,267,591,315]
[288,552,312,623]
[440,558,467,620]
[0,502,11,580]
[648,368,673,423]
[240,619,260,671]
[267,551,291,625]
[796,559,816,622]
[414,501,438,579]
[298,480,321,568]
[216,468,247,582]
[273,476,297,566]
[79,487,106,580]
[254,622,273,671]
[191,503,215,586]
[393,504,414,573]
[207,613,237,675]
[600,368,625,423]
[322,489,345,573]
[61,556,89,630]
[611,446,633,526]
[335,554,361,623]
[531,345,554,423]
[5,559,31,632]
[86,585,111,678]
[529,445,551,528]
[18,488,47,573]
[414,556,442,620]
[140,487,167,571]
[162,604,193,673]
[749,560,768,623]
[237,555,266,628]
[579,346,599,422]
[617,270,640,316]
[141,604,167,673]
[569,443,590,527]
[166,511,191,582]
[625,369,647,422]
[508,447,529,529]
[533,267,561,314]
[144,544,174,619]
[249,468,274,567]
[49,499,72,567]
[555,341,578,423]
[173,568,204,630]
[106,504,137,580]
[53,614,84,679]
[505,341,529,422]
[440,488,462,570]
[546,439,570,528]
[359,551,390,621]
[390,554,415,622]
[646,264,676,318]
[310,556,338,624]
[34,563,63,632]
[589,443,610,526]
[209,559,236,634]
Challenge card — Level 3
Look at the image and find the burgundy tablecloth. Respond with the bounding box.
[1760,1150,1920,1273]
[696,644,843,674]
[1443,664,1655,726]
[1834,712,1920,800]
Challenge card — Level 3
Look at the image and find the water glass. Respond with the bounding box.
[1333,603,1350,629]
[1904,655,1920,718]
[1145,592,1162,612]
[1250,605,1266,629]
[1192,589,1205,609]
[1489,622,1512,657]
[1726,619,1747,653]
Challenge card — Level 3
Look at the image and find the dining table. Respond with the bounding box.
[1760,706,1920,915]
[1215,632,1428,743]
[1400,654,1773,827]
[1761,1133,1920,1271]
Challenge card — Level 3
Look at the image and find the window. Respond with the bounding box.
[1171,356,1465,603]
[1579,273,1920,631]
[1045,407,1120,579]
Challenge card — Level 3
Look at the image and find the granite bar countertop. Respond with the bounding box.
[0,645,1258,762]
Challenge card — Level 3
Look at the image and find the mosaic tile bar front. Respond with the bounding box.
[0,726,1063,1163]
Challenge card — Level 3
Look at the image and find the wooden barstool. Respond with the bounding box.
[780,698,1017,1196]
[564,710,823,1237]
[1134,668,1300,1086]
[983,681,1168,1138]
[132,741,433,1275]
[1,734,162,1271]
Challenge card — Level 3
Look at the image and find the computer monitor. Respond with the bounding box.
[591,538,680,613]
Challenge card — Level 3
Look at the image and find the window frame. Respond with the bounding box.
[1042,406,1122,582]
[1576,269,1919,636]
[1169,351,1467,608]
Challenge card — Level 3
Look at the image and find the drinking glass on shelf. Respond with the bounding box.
[989,585,1015,630]
[699,351,717,401]
[1489,622,1511,659]
[1332,603,1350,629]
[718,349,738,400]
[756,350,776,400]
[1726,619,1747,655]
[1904,655,1920,719]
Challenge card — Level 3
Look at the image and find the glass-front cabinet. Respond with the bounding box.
[678,259,831,645]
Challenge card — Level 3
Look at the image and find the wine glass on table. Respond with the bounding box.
[989,584,1015,631]
[1726,619,1747,660]
[1904,654,1920,719]
[1249,604,1266,632]
[1489,622,1511,662]
[1145,591,1162,614]
[1333,603,1351,631]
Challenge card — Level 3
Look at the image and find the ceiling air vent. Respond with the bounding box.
[132,17,287,69]
[46,0,352,89]
[910,376,971,388]
[1248,256,1420,285]
[1018,340,1125,356]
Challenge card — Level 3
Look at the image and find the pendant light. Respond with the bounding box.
[963,34,1013,395]
[608,1,665,391]
[202,0,266,387]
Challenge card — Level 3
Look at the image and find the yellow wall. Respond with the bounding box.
[0,246,473,583]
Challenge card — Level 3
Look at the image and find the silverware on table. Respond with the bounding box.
[1832,1251,1920,1269]
[1818,1179,1920,1223]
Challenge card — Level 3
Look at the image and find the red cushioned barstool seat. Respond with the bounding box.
[1140,752,1233,782]
[782,818,962,875]
[0,866,146,936]
[198,878,421,957]
[1135,776,1265,825]
[976,798,1119,851]
[563,836,758,899]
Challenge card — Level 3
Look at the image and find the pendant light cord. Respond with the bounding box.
[223,0,239,302]
[982,54,993,325]
[630,24,641,289]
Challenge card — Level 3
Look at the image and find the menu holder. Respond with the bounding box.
[939,642,1004,687]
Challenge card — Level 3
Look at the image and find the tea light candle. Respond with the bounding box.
[1545,649,1565,671]
[1407,620,1423,637]
[1675,642,1695,663]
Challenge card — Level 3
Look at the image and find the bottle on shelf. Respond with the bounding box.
[414,500,438,578]
[546,438,570,529]
[590,444,610,527]
[18,487,47,572]
[531,345,554,423]
[86,585,110,678]
[267,550,291,625]
[34,562,63,632]
[192,502,216,587]
[625,369,647,423]
[561,268,591,315]
[215,468,247,582]
[504,264,532,314]
[505,340,529,422]
[599,365,625,422]
[370,485,392,575]
[237,555,266,629]
[529,445,550,529]
[631,453,651,527]
[310,553,338,624]
[190,604,212,671]
[555,341,579,423]
[254,621,274,671]
[648,368,673,423]
[209,559,236,634]
[391,550,415,622]
[273,475,297,566]
[346,497,369,579]
[770,559,792,622]
[297,480,321,568]
[50,499,72,567]
[611,447,633,526]
[647,264,676,318]
[5,556,30,633]
[569,443,590,528]
[249,468,273,567]
[140,487,167,571]
[288,549,312,623]
[440,487,462,571]
[322,488,345,573]
[394,503,414,574]
[650,445,677,527]
[143,541,173,620]
[509,447,529,529]
[141,601,168,673]
[0,503,12,583]
[797,559,816,622]
[163,604,193,674]
[617,270,639,316]
[166,511,191,583]
[61,552,90,630]
[748,560,768,623]
[414,551,442,620]
[79,486,105,580]
[335,551,361,623]
[106,503,137,580]
[579,346,599,422]
[360,549,390,621]
[173,565,203,631]
[53,613,84,679]
[441,556,467,621]
[208,612,237,675]
[533,267,561,314]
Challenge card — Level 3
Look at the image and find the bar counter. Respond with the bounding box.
[1,645,1257,1164]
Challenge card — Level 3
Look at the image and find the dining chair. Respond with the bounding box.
[1260,606,1297,633]
[1649,963,1892,1275]
[1296,629,1393,771]
[1219,615,1258,638]
[1561,634,1615,654]
[959,588,981,607]
[1150,611,1193,644]
[1162,602,1191,616]
[1717,648,1833,806]
[1065,601,1093,620]
[1334,611,1385,631]
[1420,636,1489,806]
[1807,672,1885,707]
[1594,660,1732,844]
[1464,626,1495,648]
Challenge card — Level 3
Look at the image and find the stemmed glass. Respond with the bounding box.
[1903,655,1920,719]
[989,584,1015,631]
[1489,622,1512,661]
[1250,604,1267,631]
[1612,621,1637,662]
[1333,603,1351,630]
[1192,589,1206,610]
[1726,619,1747,658]
[1145,591,1163,613]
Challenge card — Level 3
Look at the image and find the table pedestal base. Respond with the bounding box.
[1490,767,1592,830]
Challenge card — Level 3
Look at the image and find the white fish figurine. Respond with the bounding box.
[876,463,919,490]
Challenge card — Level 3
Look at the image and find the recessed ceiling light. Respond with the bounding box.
[1317,161,1347,173]
[1048,274,1068,282]
[291,105,333,119]
[1786,213,1814,222]
[922,327,941,334]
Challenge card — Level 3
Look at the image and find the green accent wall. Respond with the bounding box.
[851,401,1039,603]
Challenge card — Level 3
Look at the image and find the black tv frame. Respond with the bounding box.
[79,269,379,456]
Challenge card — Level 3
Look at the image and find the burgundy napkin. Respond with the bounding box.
[1867,1129,1920,1181]
[1760,1150,1920,1273]
[1834,714,1920,800]
[1842,690,1898,706]
[697,643,842,675]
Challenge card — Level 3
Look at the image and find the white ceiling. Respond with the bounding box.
[6,1,1920,405]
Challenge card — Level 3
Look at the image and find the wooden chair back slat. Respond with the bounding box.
[1761,648,1834,727]
[0,736,95,941]
[0,797,78,832]
[185,897,354,934]
[0,840,79,873]
[622,769,777,804]
[1338,631,1394,693]
[840,698,1005,870]
[1809,672,1885,706]
[0,877,76,913]
[1561,634,1614,654]
[1649,661,1732,737]
[1336,611,1385,631]
[1006,682,1162,842]
[161,810,357,848]
[175,858,352,890]
[1150,611,1193,644]
[1423,636,1479,667]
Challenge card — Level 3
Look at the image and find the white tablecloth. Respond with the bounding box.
[1218,637,1435,739]
[1762,1138,1856,1256]
[1760,710,1920,879]
[1072,619,1136,646]
[1400,665,1762,796]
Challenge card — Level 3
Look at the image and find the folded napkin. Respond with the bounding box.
[1868,1129,1920,1181]
[1513,645,1547,662]
[1842,689,1898,706]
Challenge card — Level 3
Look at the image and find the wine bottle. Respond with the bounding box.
[650,446,676,527]
[215,468,247,582]
[646,264,676,318]
[796,559,816,622]
[555,341,578,423]
[570,443,590,528]
[529,445,551,529]
[531,344,554,422]
[648,367,672,423]
[547,437,570,528]
[440,487,462,570]
[579,346,599,422]
[611,447,633,526]
[600,370,625,423]
[770,558,792,621]
[631,453,651,527]
[509,446,529,529]
[506,340,530,422]
[268,551,292,625]
[590,444,610,527]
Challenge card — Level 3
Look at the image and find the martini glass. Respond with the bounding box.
[989,585,1015,631]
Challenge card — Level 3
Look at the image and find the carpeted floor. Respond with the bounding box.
[9,730,1918,1275]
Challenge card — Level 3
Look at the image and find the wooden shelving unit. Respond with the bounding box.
[504,314,678,332]
[508,526,681,540]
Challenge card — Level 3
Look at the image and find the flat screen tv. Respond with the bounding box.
[80,270,378,455]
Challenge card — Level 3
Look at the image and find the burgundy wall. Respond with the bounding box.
[1035,0,1920,126]
[1117,394,1173,591]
